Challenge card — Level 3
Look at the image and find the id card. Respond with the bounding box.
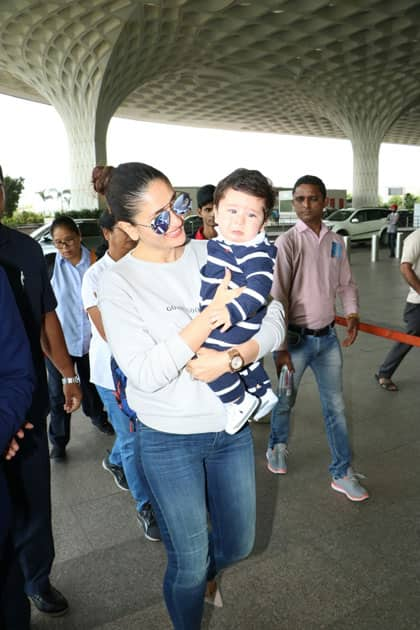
[331,241,342,258]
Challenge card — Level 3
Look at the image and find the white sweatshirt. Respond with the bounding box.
[98,239,285,434]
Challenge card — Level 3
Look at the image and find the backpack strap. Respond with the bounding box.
[110,356,138,431]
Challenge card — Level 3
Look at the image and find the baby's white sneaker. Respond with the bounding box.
[253,389,278,421]
[225,391,260,435]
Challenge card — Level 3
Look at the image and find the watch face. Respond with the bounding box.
[231,355,243,370]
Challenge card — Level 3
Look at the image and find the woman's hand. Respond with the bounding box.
[207,305,232,332]
[186,348,230,383]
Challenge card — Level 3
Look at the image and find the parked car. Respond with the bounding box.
[323,207,390,243]
[322,207,338,219]
[183,214,203,238]
[31,218,103,256]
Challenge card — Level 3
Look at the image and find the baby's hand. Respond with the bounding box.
[209,306,232,332]
[212,269,243,306]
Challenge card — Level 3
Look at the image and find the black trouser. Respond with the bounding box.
[388,232,397,257]
[5,421,55,597]
[0,533,30,629]
[46,353,107,448]
[378,302,420,378]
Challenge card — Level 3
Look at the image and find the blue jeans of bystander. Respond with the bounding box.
[269,328,352,479]
[138,422,256,630]
[96,385,149,512]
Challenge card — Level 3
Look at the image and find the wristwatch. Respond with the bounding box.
[61,375,81,385]
[228,348,245,373]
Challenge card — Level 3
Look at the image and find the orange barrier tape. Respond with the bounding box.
[335,315,420,347]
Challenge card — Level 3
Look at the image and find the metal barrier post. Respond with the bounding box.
[396,232,402,259]
[343,235,350,261]
[371,234,378,262]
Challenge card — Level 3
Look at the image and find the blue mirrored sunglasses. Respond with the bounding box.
[135,193,191,235]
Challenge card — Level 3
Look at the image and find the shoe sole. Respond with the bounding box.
[136,515,161,542]
[330,481,369,502]
[143,532,161,542]
[137,521,161,542]
[29,600,69,617]
[266,457,287,474]
[205,588,223,608]
[102,459,129,491]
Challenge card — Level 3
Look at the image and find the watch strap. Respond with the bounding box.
[62,375,80,385]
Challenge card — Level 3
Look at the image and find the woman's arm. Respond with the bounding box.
[98,268,244,393]
[187,299,286,382]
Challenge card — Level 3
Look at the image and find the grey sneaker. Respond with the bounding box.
[137,504,161,542]
[266,443,288,474]
[331,467,369,502]
[102,451,129,491]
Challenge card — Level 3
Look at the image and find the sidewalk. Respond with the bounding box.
[33,246,420,629]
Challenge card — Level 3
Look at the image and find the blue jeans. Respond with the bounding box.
[96,385,149,512]
[269,328,352,479]
[138,423,256,630]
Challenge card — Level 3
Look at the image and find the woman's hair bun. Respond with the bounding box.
[92,165,114,195]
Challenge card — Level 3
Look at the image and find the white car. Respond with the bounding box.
[324,207,390,243]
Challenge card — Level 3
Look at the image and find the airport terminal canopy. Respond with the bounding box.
[1,0,420,207]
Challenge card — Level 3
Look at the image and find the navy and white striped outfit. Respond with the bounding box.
[200,231,277,403]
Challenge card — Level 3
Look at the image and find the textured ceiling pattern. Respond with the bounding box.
[1,0,420,144]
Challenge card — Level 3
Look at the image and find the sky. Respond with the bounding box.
[2,93,420,211]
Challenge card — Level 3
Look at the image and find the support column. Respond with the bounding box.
[350,131,381,208]
[64,112,109,210]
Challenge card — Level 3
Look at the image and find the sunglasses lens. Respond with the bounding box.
[152,210,171,234]
[173,193,191,215]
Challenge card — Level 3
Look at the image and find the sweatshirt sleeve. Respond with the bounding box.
[270,234,294,349]
[98,268,195,394]
[0,267,34,453]
[253,299,286,359]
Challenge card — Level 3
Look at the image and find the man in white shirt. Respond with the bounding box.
[376,228,420,390]
[82,212,160,542]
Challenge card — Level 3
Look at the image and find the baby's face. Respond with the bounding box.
[215,188,265,243]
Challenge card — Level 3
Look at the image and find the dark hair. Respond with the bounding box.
[214,168,276,217]
[50,215,80,236]
[0,165,3,185]
[197,184,215,208]
[292,175,327,199]
[92,162,171,224]
[99,210,117,231]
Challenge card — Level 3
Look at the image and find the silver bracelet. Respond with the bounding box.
[62,375,80,385]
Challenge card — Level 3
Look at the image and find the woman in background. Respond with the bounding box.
[47,216,113,459]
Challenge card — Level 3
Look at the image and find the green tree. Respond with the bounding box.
[388,194,403,208]
[403,192,416,210]
[3,175,25,217]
